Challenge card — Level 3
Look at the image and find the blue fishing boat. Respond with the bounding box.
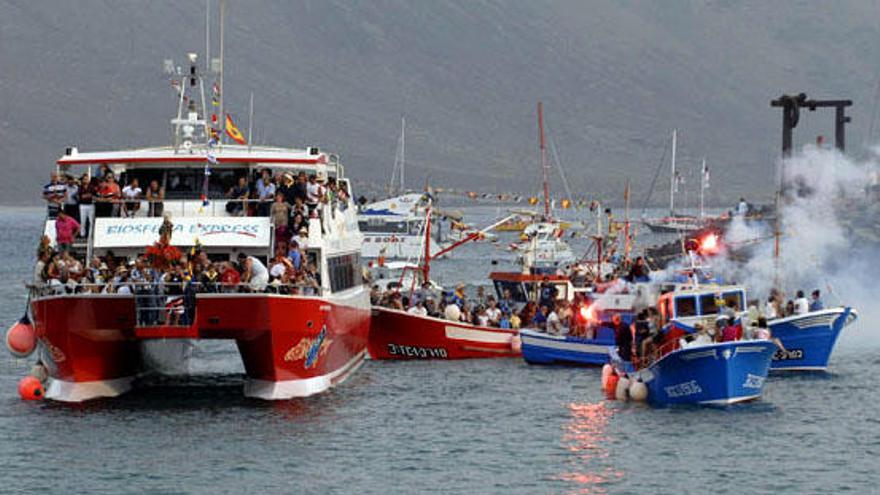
[618,339,777,405]
[768,307,858,371]
[606,283,777,405]
[519,327,616,366]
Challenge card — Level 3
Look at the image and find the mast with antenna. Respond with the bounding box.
[218,0,225,145]
[669,129,677,217]
[700,157,707,219]
[400,117,405,193]
[538,102,551,221]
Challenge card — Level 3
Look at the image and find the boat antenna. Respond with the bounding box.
[669,129,677,217]
[247,91,254,152]
[538,101,551,221]
[218,0,226,146]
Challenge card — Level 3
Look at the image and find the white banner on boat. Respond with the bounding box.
[93,217,271,248]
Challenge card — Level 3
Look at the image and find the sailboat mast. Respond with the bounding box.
[669,129,677,216]
[422,199,432,283]
[538,102,551,220]
[218,0,225,146]
[400,117,405,193]
[700,157,706,219]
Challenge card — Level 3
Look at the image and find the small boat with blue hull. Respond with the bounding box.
[620,339,777,405]
[520,327,616,366]
[768,307,857,371]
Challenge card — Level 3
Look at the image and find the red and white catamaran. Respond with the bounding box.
[12,52,369,401]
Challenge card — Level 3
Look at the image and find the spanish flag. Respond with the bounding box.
[225,114,246,145]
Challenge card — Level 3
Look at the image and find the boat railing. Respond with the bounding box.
[26,280,323,301]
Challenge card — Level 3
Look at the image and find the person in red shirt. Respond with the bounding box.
[220,261,241,292]
[54,210,81,252]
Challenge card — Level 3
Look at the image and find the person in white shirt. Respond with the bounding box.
[306,174,324,215]
[238,253,269,292]
[121,178,143,217]
[485,297,502,326]
[547,309,563,335]
[793,290,809,315]
[407,302,428,317]
[764,295,778,319]
[737,197,748,216]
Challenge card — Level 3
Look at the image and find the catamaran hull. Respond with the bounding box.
[768,307,857,371]
[368,307,519,360]
[519,328,615,366]
[30,290,370,402]
[629,341,776,406]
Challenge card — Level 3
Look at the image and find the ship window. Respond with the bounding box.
[357,220,408,233]
[722,292,743,312]
[328,253,361,292]
[493,280,527,303]
[674,296,697,318]
[699,294,719,315]
[162,168,246,199]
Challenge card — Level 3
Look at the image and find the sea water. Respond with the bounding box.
[0,207,877,494]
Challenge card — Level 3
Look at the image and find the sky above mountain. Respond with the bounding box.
[2,1,879,206]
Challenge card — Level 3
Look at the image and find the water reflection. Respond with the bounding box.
[557,401,623,494]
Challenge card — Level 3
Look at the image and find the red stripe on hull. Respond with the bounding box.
[31,296,141,383]
[368,307,520,360]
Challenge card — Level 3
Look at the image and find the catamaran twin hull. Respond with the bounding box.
[31,290,370,402]
[368,307,519,360]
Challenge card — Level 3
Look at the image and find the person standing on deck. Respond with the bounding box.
[78,176,97,237]
[256,170,276,217]
[54,211,80,252]
[306,174,324,216]
[737,197,748,217]
[43,172,67,219]
[63,175,80,221]
[612,313,633,362]
[809,290,824,312]
[793,290,809,315]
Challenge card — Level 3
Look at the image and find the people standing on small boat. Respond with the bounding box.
[794,290,810,315]
[809,290,824,311]
[612,313,633,362]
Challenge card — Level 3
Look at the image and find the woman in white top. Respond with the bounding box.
[121,178,143,217]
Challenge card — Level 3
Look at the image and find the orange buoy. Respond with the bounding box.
[18,376,44,401]
[604,372,619,397]
[6,316,36,358]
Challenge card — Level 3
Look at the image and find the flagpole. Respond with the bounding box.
[218,0,225,146]
[247,92,254,152]
[205,0,210,72]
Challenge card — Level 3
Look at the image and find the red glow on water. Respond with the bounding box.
[556,402,625,494]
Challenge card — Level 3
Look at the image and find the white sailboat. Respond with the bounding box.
[358,118,448,259]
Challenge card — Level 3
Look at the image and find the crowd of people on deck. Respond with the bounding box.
[43,166,349,246]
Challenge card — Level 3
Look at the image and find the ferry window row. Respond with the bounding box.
[357,220,423,234]
[327,253,361,292]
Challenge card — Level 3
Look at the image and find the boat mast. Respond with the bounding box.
[218,0,225,146]
[400,117,405,193]
[624,180,631,261]
[669,129,677,216]
[700,157,706,219]
[538,102,551,221]
[422,196,432,283]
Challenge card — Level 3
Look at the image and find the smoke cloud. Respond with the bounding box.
[709,144,880,345]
